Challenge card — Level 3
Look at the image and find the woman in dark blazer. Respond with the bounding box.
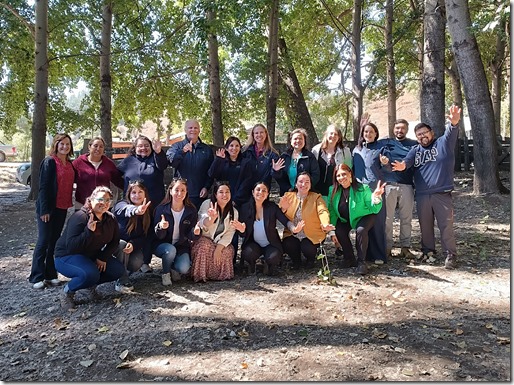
[237,182,301,275]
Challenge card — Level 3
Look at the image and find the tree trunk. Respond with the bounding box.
[266,0,279,144]
[420,0,445,136]
[351,0,363,141]
[100,1,113,157]
[489,15,506,137]
[445,0,504,194]
[207,8,224,147]
[385,0,396,138]
[277,37,318,148]
[29,0,49,201]
[408,0,424,120]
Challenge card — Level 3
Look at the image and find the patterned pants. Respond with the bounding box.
[191,236,234,282]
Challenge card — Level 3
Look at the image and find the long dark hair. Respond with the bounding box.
[210,181,235,221]
[247,181,271,219]
[357,122,379,149]
[159,178,195,209]
[330,164,360,203]
[128,135,154,156]
[224,136,243,161]
[125,180,151,235]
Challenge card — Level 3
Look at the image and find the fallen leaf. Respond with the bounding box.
[456,341,467,349]
[162,340,173,347]
[14,311,27,318]
[80,360,94,367]
[385,300,394,307]
[394,347,406,353]
[497,337,510,345]
[113,298,122,308]
[97,326,109,333]
[455,328,464,335]
[237,330,249,337]
[116,362,131,369]
[402,368,415,376]
[240,362,248,369]
[119,349,129,360]
[88,344,97,351]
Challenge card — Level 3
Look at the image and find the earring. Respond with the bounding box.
[349,177,352,183]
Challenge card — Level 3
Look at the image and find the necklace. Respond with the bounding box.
[342,188,349,203]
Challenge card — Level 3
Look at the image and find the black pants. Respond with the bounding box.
[282,236,319,267]
[241,241,282,268]
[366,203,387,262]
[335,214,376,263]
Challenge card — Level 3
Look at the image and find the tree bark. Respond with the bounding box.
[266,0,279,144]
[445,0,504,194]
[489,14,507,137]
[207,8,224,147]
[100,1,113,157]
[420,0,445,136]
[385,0,396,137]
[277,37,318,148]
[351,0,363,141]
[29,0,49,200]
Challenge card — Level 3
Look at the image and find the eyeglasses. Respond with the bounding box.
[136,144,151,148]
[129,179,144,185]
[172,177,187,183]
[94,197,112,203]
[416,130,431,138]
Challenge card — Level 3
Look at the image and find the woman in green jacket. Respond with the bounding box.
[327,164,385,275]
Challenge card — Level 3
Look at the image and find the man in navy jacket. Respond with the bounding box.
[392,105,461,269]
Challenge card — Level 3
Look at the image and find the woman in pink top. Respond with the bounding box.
[29,133,76,289]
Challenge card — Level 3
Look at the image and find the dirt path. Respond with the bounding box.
[0,166,510,381]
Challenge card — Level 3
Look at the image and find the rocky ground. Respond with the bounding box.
[0,164,510,381]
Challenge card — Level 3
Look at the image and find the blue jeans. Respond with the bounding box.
[55,254,125,292]
[153,243,191,274]
[29,208,68,283]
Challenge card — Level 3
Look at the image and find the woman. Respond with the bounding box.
[117,135,167,272]
[208,136,253,209]
[327,164,385,275]
[113,180,153,292]
[238,182,302,276]
[73,137,124,210]
[352,120,390,264]
[29,133,75,290]
[191,181,240,282]
[275,128,320,196]
[117,135,168,209]
[311,124,353,198]
[153,178,199,286]
[54,186,125,310]
[279,172,334,269]
[242,124,281,188]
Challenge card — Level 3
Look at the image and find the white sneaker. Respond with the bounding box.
[45,279,61,286]
[33,281,45,289]
[170,270,181,282]
[162,273,172,286]
[374,259,385,265]
[114,280,134,293]
[140,264,153,273]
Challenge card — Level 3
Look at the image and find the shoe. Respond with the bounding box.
[33,281,45,290]
[340,257,358,268]
[374,259,385,265]
[115,279,134,293]
[255,259,265,273]
[170,270,182,282]
[419,251,435,261]
[262,260,269,276]
[87,286,102,301]
[356,262,368,275]
[45,278,61,287]
[140,264,153,273]
[444,253,457,269]
[399,247,415,259]
[247,262,256,275]
[162,273,172,286]
[61,285,75,310]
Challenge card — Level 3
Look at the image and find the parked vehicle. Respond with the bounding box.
[0,141,17,162]
[16,163,31,185]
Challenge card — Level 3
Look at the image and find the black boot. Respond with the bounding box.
[356,255,368,275]
[340,256,358,268]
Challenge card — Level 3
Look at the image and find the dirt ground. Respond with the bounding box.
[0,164,510,381]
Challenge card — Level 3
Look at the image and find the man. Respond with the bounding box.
[392,105,461,269]
[167,119,214,209]
[377,119,418,259]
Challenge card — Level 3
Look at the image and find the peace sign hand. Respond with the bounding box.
[136,198,152,215]
[87,213,98,232]
[373,180,386,199]
[159,214,169,230]
[207,202,218,221]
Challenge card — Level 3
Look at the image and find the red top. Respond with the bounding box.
[53,155,74,209]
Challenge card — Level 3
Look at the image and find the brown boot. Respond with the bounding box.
[400,247,415,259]
[60,285,75,310]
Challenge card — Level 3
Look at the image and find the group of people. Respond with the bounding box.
[29,105,462,310]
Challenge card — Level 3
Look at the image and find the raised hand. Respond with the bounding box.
[123,242,134,254]
[373,180,386,199]
[207,201,218,221]
[391,160,406,171]
[193,221,201,235]
[136,198,152,215]
[379,154,389,165]
[321,223,336,232]
[279,194,292,211]
[159,214,169,230]
[292,220,305,234]
[447,104,462,126]
[152,138,162,154]
[87,213,98,232]
[215,148,226,158]
[230,219,246,233]
[360,112,371,128]
[183,141,193,153]
[272,158,285,171]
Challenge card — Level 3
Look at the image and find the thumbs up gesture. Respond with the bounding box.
[159,214,169,230]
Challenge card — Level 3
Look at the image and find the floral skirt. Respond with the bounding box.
[191,236,234,282]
